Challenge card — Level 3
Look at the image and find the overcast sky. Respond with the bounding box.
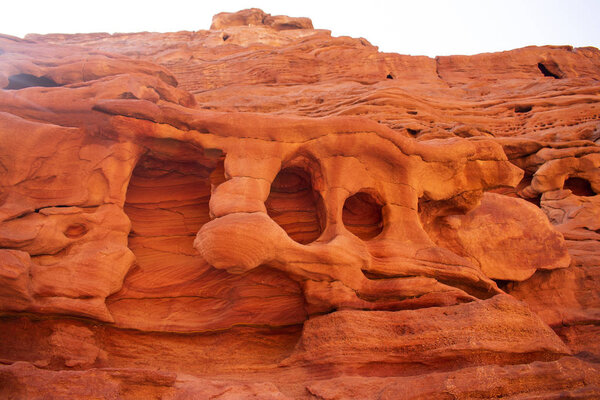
[3,0,599,57]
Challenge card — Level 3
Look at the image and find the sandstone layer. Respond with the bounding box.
[1,8,599,399]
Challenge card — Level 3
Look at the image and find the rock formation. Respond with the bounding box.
[1,8,599,399]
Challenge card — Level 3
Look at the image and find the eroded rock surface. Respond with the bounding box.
[1,8,599,399]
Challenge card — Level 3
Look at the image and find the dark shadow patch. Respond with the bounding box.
[538,62,562,79]
[515,105,533,113]
[119,92,138,99]
[4,73,60,90]
[493,279,513,292]
[564,177,595,196]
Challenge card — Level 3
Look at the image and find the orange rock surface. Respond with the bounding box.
[1,8,599,399]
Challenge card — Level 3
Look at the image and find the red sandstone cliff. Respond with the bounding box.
[1,8,599,399]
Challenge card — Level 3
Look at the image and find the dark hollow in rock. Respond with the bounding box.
[515,105,533,113]
[563,177,596,196]
[64,224,88,239]
[538,62,562,79]
[342,192,384,240]
[4,73,60,90]
[266,167,324,244]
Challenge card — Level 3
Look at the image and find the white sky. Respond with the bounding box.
[3,0,599,57]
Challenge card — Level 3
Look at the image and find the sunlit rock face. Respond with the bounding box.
[1,8,600,399]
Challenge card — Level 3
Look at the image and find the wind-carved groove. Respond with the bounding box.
[266,167,324,244]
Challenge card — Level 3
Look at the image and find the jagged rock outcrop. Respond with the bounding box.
[1,9,599,399]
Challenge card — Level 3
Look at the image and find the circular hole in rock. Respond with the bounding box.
[342,192,383,240]
[64,223,88,239]
[266,167,323,244]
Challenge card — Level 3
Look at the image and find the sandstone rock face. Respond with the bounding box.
[422,192,571,281]
[1,9,599,399]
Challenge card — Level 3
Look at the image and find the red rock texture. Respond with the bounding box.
[0,8,599,399]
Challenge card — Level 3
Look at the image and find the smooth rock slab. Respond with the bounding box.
[284,295,570,374]
[306,357,600,400]
[427,192,571,281]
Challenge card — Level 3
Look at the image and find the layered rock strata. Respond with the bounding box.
[1,8,599,399]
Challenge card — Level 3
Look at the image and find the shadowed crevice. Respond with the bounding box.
[538,62,562,79]
[4,73,60,90]
[563,177,595,196]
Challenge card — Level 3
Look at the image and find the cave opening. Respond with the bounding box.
[537,62,561,79]
[108,153,223,326]
[386,73,394,79]
[108,150,308,336]
[563,177,596,196]
[4,73,60,90]
[265,167,324,244]
[342,192,384,240]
